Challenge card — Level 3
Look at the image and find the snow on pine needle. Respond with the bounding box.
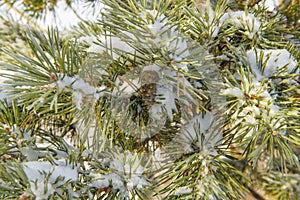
[0,0,299,199]
[89,150,150,198]
[246,49,298,80]
[178,112,222,156]
[22,160,79,200]
[220,10,262,39]
[56,74,106,110]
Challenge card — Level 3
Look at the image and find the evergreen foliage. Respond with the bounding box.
[0,0,299,199]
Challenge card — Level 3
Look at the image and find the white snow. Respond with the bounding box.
[146,10,176,43]
[0,90,7,101]
[199,1,220,38]
[220,87,244,98]
[220,75,272,104]
[246,49,297,80]
[263,104,287,134]
[143,10,190,58]
[0,69,14,101]
[114,76,140,95]
[22,160,78,200]
[235,102,287,137]
[57,74,105,109]
[197,179,206,195]
[90,151,148,193]
[237,106,260,126]
[72,78,98,95]
[57,75,76,90]
[174,187,192,195]
[225,63,288,135]
[222,74,271,102]
[86,35,135,59]
[109,151,148,189]
[147,13,169,38]
[152,148,166,168]
[154,83,178,121]
[259,0,280,11]
[77,36,97,46]
[20,147,46,161]
[225,74,288,137]
[180,112,222,155]
[171,55,189,71]
[91,173,124,190]
[142,64,161,76]
[220,11,261,38]
[72,90,83,110]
